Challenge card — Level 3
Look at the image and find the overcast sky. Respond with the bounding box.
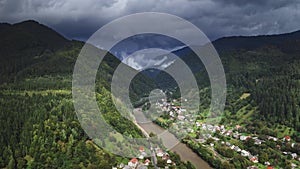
[1,0,300,41]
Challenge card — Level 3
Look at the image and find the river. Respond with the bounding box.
[133,108,212,169]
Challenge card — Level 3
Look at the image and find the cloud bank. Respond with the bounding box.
[1,0,300,41]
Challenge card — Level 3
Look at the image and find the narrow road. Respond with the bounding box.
[147,138,158,169]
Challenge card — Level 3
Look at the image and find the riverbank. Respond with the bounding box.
[133,108,212,169]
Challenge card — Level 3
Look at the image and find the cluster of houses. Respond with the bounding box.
[113,147,151,169]
[152,98,300,168]
[247,166,274,169]
[247,164,300,169]
[154,99,196,133]
[197,121,300,168]
[154,147,176,166]
[221,140,259,163]
[197,122,264,146]
[186,116,261,164]
[283,152,300,169]
[282,151,300,161]
[156,99,188,118]
[113,146,176,169]
[268,135,300,166]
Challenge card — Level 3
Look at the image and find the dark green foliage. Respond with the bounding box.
[0,92,118,168]
[0,20,191,168]
[1,19,300,169]
[215,145,234,158]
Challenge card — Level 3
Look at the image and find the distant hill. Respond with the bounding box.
[149,30,300,83]
[0,20,156,102]
[0,20,70,82]
[0,20,69,60]
[159,29,300,131]
[152,29,300,85]
[213,30,300,53]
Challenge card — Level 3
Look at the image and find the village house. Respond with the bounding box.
[167,159,172,164]
[187,128,194,133]
[236,125,241,129]
[224,130,233,136]
[291,153,297,159]
[225,142,231,147]
[233,132,240,139]
[119,163,125,168]
[139,146,145,152]
[177,115,185,120]
[128,158,138,168]
[240,135,251,141]
[254,138,263,145]
[283,135,291,142]
[241,150,250,157]
[249,156,259,163]
[234,146,241,152]
[291,163,297,169]
[196,138,206,143]
[144,159,151,166]
[206,124,215,132]
[138,150,148,160]
[264,161,271,166]
[138,154,144,160]
[211,137,220,141]
[292,143,295,148]
[276,145,281,149]
[155,148,164,157]
[267,136,278,141]
[162,153,169,160]
[169,111,175,117]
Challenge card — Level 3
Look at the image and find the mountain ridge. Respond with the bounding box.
[1,19,300,169]
[0,20,157,103]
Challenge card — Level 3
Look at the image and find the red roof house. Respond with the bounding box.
[139,146,145,152]
[250,157,258,163]
[144,159,151,165]
[130,158,138,163]
[284,136,291,141]
[128,158,138,167]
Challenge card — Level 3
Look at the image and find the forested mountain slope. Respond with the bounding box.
[146,30,300,169]
[171,30,300,132]
[0,20,165,169]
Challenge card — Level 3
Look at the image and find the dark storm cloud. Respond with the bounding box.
[0,0,300,41]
